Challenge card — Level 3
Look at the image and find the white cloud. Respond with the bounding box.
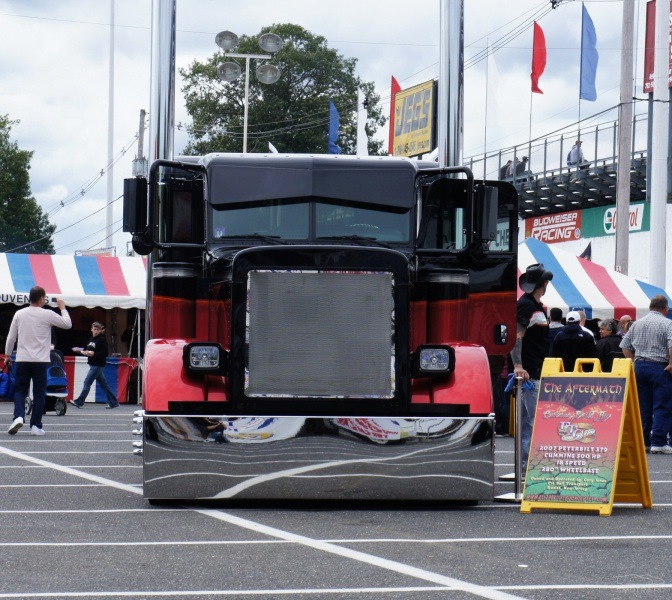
[0,0,649,254]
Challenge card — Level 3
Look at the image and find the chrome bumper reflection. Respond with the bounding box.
[142,415,495,501]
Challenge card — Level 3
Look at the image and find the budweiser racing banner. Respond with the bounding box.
[524,202,649,244]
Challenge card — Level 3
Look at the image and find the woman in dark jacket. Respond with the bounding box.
[596,318,624,373]
[71,322,119,408]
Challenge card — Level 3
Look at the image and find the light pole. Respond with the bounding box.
[215,31,283,153]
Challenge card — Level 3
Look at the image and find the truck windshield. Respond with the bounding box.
[211,199,411,243]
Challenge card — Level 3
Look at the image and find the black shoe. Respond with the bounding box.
[105,404,119,409]
[71,401,83,409]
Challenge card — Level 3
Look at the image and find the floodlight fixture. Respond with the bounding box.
[215,30,284,153]
[258,33,284,54]
[256,63,281,85]
[217,62,242,82]
[215,30,239,51]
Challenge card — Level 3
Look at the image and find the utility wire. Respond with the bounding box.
[42,131,143,217]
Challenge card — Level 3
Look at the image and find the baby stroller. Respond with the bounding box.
[25,350,69,417]
[0,360,16,403]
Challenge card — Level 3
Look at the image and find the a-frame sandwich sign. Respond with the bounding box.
[521,358,652,516]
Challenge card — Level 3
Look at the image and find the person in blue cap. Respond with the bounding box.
[511,263,553,476]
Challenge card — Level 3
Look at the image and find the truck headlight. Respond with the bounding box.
[182,342,228,375]
[413,345,455,377]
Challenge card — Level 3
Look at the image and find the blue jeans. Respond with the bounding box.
[634,360,672,448]
[13,362,48,429]
[520,379,541,472]
[74,365,119,407]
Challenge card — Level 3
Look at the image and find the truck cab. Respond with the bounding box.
[124,153,518,502]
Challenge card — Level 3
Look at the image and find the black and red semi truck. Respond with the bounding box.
[123,153,518,502]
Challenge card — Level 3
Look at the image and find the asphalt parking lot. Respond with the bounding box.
[1,402,672,600]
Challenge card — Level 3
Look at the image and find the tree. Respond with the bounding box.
[181,23,386,156]
[0,115,55,254]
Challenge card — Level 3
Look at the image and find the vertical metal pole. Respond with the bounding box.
[649,0,670,287]
[438,0,464,168]
[106,0,115,252]
[615,0,635,275]
[148,0,176,164]
[647,94,653,204]
[243,57,250,153]
[146,0,177,343]
[514,376,524,500]
[137,109,146,162]
[593,126,598,164]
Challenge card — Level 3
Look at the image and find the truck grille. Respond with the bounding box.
[245,270,395,398]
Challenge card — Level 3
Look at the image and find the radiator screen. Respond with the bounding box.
[246,270,395,398]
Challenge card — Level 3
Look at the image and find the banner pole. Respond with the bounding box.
[514,376,524,500]
[494,376,524,503]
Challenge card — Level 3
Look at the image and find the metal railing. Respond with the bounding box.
[465,112,649,184]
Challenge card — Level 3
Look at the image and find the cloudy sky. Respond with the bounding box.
[0,0,653,255]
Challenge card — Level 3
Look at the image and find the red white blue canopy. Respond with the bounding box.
[519,238,671,321]
[0,254,147,309]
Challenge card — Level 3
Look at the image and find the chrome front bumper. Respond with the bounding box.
[141,414,495,501]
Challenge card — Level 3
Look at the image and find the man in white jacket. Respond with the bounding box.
[567,140,585,167]
[4,286,72,436]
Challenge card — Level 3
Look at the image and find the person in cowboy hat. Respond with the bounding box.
[511,263,553,476]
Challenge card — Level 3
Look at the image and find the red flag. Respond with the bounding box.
[388,76,401,155]
[531,22,547,94]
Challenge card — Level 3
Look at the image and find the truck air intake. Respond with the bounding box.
[245,269,395,398]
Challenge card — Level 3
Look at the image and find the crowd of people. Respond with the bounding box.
[499,139,588,183]
[499,156,531,180]
[506,263,672,474]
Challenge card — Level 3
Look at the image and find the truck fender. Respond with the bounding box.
[143,339,205,412]
[428,344,493,414]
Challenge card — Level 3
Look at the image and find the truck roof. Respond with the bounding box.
[189,153,433,209]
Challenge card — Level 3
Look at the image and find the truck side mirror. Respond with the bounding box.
[476,185,498,242]
[123,177,148,234]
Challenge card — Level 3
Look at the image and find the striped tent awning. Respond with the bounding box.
[0,253,147,310]
[519,238,671,321]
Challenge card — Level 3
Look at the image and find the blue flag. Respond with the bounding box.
[328,99,341,154]
[580,3,598,102]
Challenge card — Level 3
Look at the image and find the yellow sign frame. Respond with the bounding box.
[521,357,652,516]
[391,80,435,157]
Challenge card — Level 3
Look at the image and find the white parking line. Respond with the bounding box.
[0,465,141,468]
[1,532,672,546]
[0,587,452,598]
[0,582,670,598]
[0,444,524,600]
